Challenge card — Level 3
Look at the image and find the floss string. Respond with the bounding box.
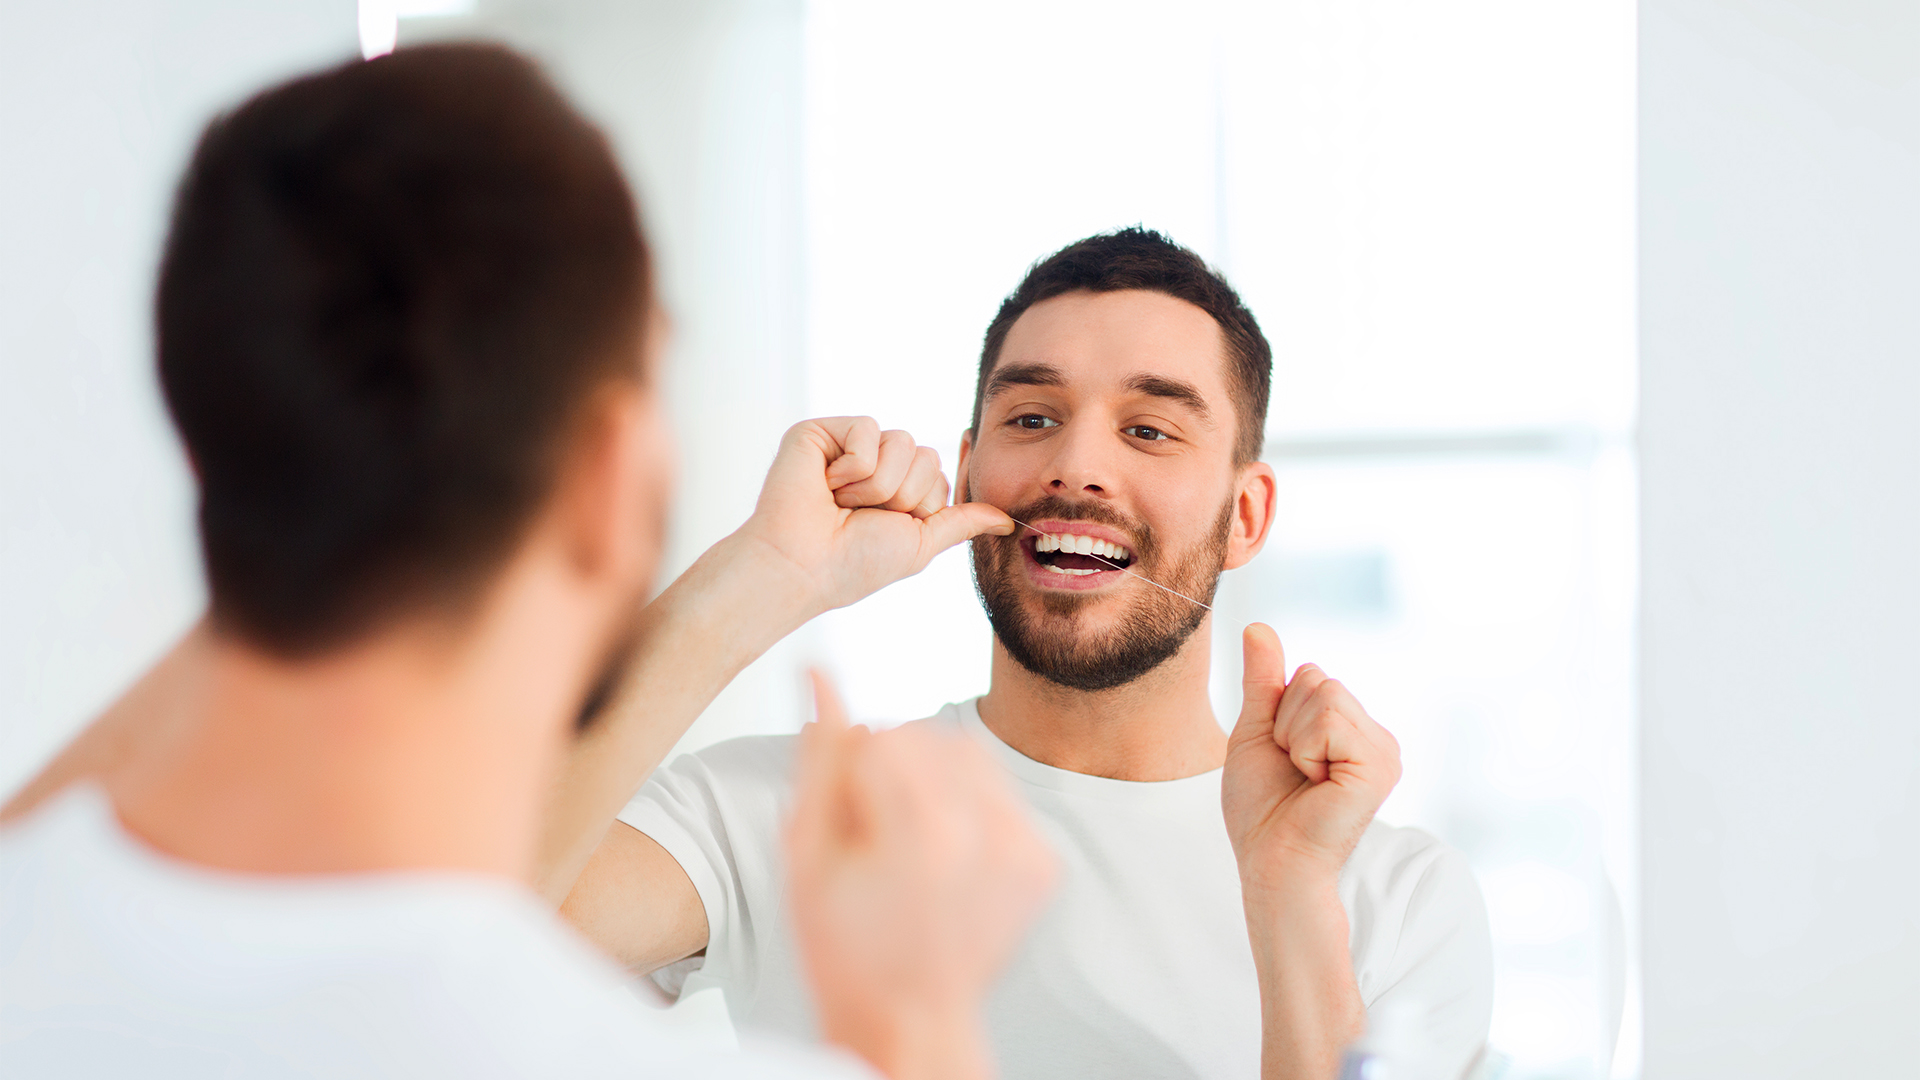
[1002,516,1215,612]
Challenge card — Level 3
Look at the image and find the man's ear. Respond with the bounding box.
[1223,460,1277,571]
[954,430,975,504]
[553,385,645,582]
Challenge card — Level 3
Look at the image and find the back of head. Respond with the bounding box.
[972,227,1272,465]
[157,44,649,656]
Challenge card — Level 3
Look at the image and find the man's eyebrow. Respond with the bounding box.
[983,362,1066,400]
[1124,373,1214,422]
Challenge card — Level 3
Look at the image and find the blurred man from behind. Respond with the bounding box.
[0,44,1051,1080]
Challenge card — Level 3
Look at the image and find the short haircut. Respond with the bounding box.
[157,44,650,655]
[971,227,1271,465]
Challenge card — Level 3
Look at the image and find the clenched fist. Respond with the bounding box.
[737,417,1015,618]
[1222,623,1402,891]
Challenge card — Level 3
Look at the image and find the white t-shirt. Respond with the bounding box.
[622,698,1494,1080]
[0,784,870,1080]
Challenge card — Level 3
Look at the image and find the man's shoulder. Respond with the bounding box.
[1347,821,1470,895]
[1342,820,1486,936]
[666,703,966,786]
[673,731,802,784]
[0,807,656,1076]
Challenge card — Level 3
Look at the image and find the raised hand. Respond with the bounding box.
[1222,623,1402,890]
[786,672,1057,1080]
[736,417,1015,616]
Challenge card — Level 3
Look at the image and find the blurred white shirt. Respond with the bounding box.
[0,784,868,1080]
[624,697,1495,1080]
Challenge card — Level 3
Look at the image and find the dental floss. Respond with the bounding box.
[1003,516,1215,612]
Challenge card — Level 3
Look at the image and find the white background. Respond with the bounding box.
[1639,0,1920,1075]
[9,1,1914,1077]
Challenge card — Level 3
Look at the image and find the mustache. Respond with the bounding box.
[1001,495,1157,559]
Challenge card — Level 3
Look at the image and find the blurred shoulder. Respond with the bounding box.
[663,702,966,786]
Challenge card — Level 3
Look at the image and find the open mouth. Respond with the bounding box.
[1029,531,1135,577]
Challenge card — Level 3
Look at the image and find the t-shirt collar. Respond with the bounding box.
[951,696,1225,804]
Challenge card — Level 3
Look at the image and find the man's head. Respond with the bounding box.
[158,44,668,705]
[959,229,1277,691]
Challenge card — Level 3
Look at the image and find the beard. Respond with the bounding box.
[971,493,1233,692]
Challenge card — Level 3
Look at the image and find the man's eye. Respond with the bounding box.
[1013,414,1059,430]
[1125,425,1170,441]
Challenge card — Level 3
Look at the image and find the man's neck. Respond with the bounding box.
[975,617,1227,782]
[103,587,588,882]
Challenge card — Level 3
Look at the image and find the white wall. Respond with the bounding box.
[1640,1,1920,1075]
[0,2,356,796]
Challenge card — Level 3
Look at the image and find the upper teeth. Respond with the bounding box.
[1035,533,1130,562]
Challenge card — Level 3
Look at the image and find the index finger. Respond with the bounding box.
[798,668,857,778]
[793,670,857,845]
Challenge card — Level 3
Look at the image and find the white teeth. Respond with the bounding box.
[1058,566,1097,576]
[1035,531,1132,564]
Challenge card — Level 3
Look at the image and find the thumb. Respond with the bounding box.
[1233,623,1288,738]
[920,501,1017,554]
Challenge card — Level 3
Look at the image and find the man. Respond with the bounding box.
[0,45,1057,1080]
[548,230,1496,1080]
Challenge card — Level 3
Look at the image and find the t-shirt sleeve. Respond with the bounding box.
[616,735,799,1004]
[1346,829,1495,1080]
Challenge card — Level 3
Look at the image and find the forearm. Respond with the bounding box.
[1245,870,1366,1080]
[533,531,818,900]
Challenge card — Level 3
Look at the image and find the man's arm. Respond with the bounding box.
[534,417,1012,970]
[558,821,709,974]
[1222,624,1403,1080]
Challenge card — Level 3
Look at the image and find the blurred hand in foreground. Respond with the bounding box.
[786,672,1056,1080]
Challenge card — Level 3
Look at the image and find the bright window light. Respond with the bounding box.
[358,0,477,60]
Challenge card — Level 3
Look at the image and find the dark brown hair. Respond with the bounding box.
[156,44,650,655]
[971,227,1271,464]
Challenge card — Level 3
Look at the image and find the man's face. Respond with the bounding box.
[961,289,1263,692]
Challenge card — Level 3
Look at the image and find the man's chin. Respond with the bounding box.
[973,525,1219,693]
[988,592,1202,693]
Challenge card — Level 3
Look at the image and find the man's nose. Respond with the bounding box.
[1045,424,1116,498]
